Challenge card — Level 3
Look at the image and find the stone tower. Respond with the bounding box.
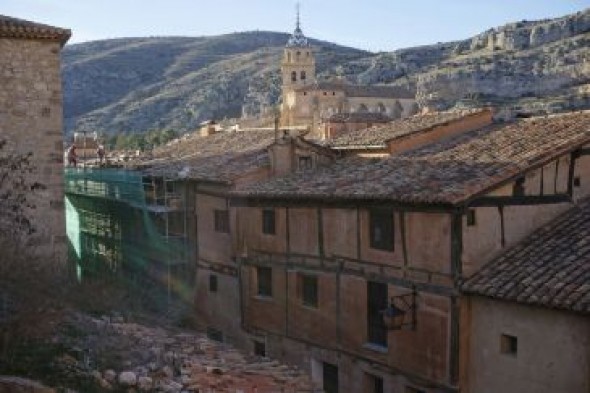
[281,6,315,101]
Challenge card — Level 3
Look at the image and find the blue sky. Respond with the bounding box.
[3,0,589,51]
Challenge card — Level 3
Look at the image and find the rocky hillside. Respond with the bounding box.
[63,32,368,136]
[63,9,590,136]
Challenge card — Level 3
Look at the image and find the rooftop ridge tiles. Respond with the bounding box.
[0,14,71,45]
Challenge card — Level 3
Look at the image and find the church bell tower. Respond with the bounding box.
[281,5,315,97]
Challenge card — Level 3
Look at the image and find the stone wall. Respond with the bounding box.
[461,297,590,393]
[0,38,67,261]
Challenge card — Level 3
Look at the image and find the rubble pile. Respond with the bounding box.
[52,313,316,393]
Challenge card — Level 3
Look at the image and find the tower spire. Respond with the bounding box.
[285,2,310,47]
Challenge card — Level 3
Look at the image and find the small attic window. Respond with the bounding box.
[298,156,313,171]
[513,177,525,196]
[467,209,476,226]
[574,176,581,187]
[500,334,518,356]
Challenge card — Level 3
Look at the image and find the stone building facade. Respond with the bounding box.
[0,15,71,261]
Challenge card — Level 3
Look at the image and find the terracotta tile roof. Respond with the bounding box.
[0,15,71,45]
[326,109,486,149]
[325,112,392,124]
[462,198,590,314]
[295,81,415,99]
[133,129,276,183]
[234,111,590,205]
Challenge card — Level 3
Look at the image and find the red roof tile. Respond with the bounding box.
[462,198,590,314]
[234,111,590,205]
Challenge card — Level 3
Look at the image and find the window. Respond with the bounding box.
[300,274,318,308]
[323,362,339,393]
[301,70,306,80]
[262,208,276,235]
[209,274,218,292]
[332,92,336,96]
[365,374,384,393]
[207,327,223,342]
[214,209,229,233]
[500,334,518,356]
[323,91,327,96]
[369,208,394,251]
[574,176,581,187]
[291,71,297,82]
[257,266,273,297]
[165,180,175,194]
[467,209,476,226]
[253,340,266,357]
[367,281,388,347]
[298,156,313,171]
[513,177,525,196]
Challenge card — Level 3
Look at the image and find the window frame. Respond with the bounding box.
[298,155,313,171]
[513,177,525,196]
[256,266,273,298]
[300,274,319,308]
[367,281,388,347]
[214,209,229,233]
[369,208,394,251]
[467,209,477,226]
[500,334,518,356]
[262,208,276,235]
[209,274,218,293]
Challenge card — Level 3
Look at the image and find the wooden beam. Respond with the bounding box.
[231,197,456,213]
[577,148,590,156]
[567,151,579,196]
[499,206,505,248]
[356,207,362,260]
[317,207,324,258]
[450,212,463,280]
[467,194,571,207]
[449,297,460,386]
[400,211,409,267]
[242,257,456,297]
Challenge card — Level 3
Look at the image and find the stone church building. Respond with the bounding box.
[279,13,416,138]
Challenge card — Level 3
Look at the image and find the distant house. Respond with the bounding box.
[0,15,71,260]
[321,112,392,140]
[73,132,100,161]
[199,120,219,137]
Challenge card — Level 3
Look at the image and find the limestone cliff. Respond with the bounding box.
[415,9,590,112]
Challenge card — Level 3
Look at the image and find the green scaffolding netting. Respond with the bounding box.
[64,167,193,304]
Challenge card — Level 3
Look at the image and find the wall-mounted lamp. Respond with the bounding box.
[381,287,417,331]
